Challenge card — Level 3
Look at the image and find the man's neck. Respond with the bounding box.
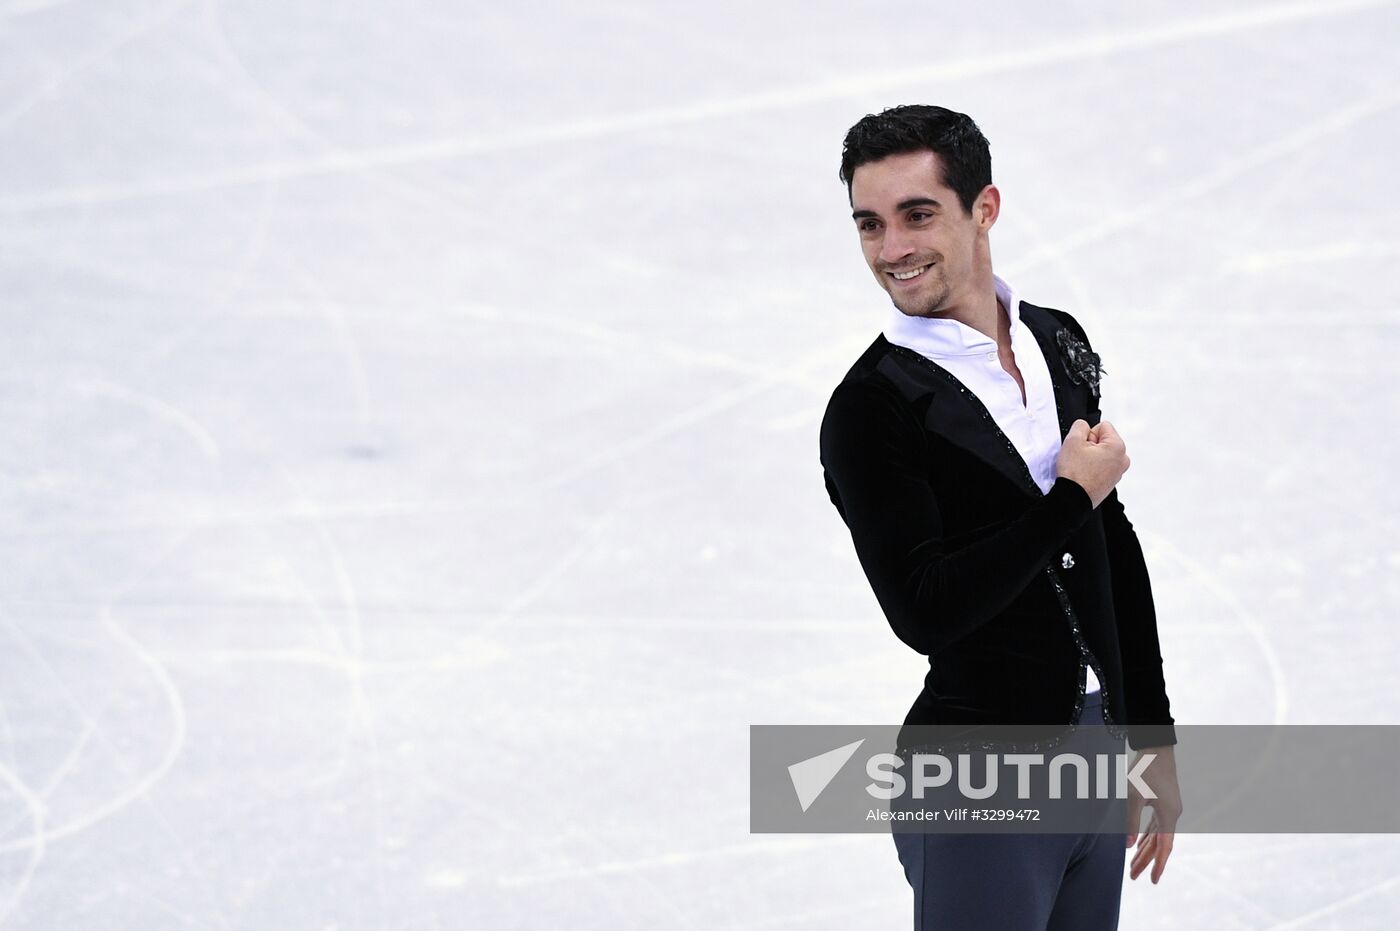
[937,272,1004,348]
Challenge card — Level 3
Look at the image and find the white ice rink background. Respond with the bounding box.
[2,0,1399,927]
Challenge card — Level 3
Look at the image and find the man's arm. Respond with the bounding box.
[1054,310,1177,749]
[1101,486,1177,748]
[819,377,1094,656]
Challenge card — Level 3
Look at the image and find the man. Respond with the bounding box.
[818,105,1182,929]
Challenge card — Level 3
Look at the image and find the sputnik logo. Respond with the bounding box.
[788,739,866,812]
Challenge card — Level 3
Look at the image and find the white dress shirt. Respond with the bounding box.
[883,274,1102,694]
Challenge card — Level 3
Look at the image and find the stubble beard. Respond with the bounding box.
[890,265,953,319]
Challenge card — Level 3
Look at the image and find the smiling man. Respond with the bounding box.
[819,105,1182,929]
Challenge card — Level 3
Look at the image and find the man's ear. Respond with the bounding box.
[974,184,1000,231]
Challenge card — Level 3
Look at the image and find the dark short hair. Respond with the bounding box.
[838,105,991,214]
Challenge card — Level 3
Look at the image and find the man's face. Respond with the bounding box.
[849,149,994,317]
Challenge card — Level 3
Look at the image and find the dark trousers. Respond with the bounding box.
[890,690,1128,930]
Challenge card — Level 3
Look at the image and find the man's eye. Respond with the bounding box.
[858,220,878,231]
[908,211,930,222]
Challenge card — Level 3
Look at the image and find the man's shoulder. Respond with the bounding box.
[823,332,918,413]
[1020,299,1091,345]
[819,332,930,444]
[819,333,925,468]
[832,331,893,387]
[823,330,912,428]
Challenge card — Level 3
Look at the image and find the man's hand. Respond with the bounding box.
[1126,744,1183,884]
[1055,419,1130,508]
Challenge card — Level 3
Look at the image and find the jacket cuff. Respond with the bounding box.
[1123,659,1176,749]
[1126,722,1177,751]
[1047,475,1094,525]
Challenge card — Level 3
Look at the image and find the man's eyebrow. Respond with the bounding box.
[851,197,943,220]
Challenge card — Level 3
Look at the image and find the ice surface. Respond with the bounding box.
[2,0,1399,927]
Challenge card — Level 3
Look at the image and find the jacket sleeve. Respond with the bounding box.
[819,377,1095,656]
[1055,311,1178,750]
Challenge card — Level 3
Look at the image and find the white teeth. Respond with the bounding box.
[891,264,930,280]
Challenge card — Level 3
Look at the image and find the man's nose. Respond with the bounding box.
[879,227,915,266]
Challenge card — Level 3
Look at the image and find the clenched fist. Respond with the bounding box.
[1055,419,1130,509]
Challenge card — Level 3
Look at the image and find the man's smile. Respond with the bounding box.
[887,262,933,283]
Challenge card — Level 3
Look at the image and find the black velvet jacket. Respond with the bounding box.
[819,300,1176,752]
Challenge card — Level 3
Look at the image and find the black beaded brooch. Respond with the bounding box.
[1055,328,1104,397]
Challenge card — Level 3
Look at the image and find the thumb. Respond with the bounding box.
[1126,794,1145,847]
[1066,419,1090,441]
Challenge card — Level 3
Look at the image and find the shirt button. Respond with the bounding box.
[1061,552,1075,569]
[985,351,996,361]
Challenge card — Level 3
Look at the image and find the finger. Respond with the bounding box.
[1125,800,1148,851]
[1131,840,1153,879]
[1129,833,1156,879]
[1139,813,1160,847]
[1131,832,1155,860]
[1129,838,1155,880]
[1094,419,1120,441]
[1129,815,1159,877]
[1150,834,1176,884]
[1067,419,1089,441]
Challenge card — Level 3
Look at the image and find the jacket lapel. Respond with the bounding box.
[875,343,1042,499]
[1018,302,1092,441]
[872,303,1092,500]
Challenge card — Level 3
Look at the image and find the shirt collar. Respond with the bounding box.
[883,273,1022,358]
